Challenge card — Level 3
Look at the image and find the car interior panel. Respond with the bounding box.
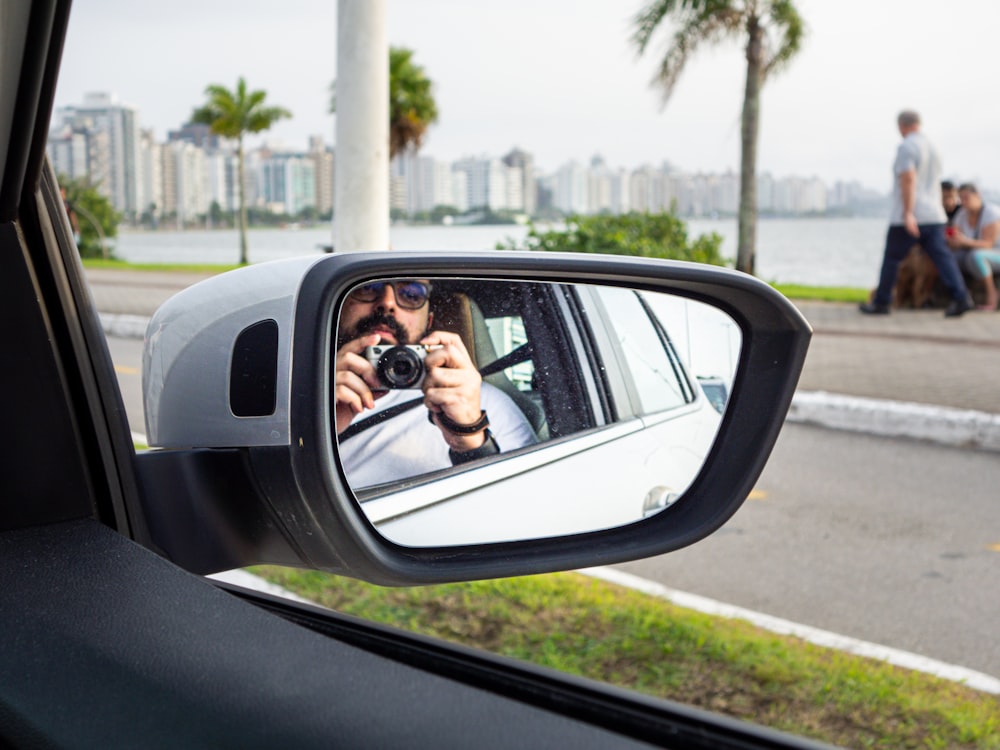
[0,2,821,747]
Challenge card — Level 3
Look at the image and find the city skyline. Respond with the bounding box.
[53,1,1000,195]
[49,90,882,227]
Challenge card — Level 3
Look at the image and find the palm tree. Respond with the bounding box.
[632,0,804,275]
[330,46,438,159]
[191,78,291,264]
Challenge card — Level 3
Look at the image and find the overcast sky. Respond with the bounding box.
[54,1,1000,192]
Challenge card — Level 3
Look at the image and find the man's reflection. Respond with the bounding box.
[334,279,536,487]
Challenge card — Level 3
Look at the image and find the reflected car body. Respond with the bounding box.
[356,279,724,545]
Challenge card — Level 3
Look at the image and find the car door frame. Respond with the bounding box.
[0,3,825,747]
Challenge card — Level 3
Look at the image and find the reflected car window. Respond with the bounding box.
[593,286,691,414]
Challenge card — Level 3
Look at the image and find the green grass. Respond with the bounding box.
[772,283,870,303]
[253,567,1000,749]
[82,258,240,273]
[82,257,871,305]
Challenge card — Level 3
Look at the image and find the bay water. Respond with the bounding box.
[114,217,890,289]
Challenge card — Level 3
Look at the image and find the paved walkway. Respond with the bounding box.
[794,301,1000,415]
[86,268,1000,446]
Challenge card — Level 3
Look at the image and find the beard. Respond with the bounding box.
[338,311,414,349]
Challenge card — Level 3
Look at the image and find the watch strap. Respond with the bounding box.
[429,409,490,435]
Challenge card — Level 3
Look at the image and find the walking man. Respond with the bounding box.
[861,110,973,317]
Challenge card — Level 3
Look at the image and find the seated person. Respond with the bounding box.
[947,183,1000,310]
[941,180,961,225]
[334,279,537,487]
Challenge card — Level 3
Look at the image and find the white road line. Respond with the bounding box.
[131,431,147,445]
[580,566,1000,695]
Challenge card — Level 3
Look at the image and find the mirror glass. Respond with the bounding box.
[332,277,741,547]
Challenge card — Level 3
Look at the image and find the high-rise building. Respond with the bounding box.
[553,161,588,215]
[166,140,208,227]
[53,93,141,220]
[137,129,163,223]
[502,148,536,216]
[308,136,334,217]
[46,126,91,182]
[261,154,317,216]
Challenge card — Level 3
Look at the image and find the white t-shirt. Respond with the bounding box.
[338,382,538,488]
[890,131,948,225]
[953,203,1000,248]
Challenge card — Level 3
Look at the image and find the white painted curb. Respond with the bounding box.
[788,391,1000,452]
[99,312,149,340]
[579,567,1000,695]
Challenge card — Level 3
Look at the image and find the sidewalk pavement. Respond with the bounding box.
[86,268,1000,450]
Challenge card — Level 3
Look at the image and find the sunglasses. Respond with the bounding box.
[348,280,432,310]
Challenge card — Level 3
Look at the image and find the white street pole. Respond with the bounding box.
[334,0,388,253]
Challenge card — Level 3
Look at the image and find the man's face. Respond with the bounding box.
[942,189,959,213]
[338,279,433,348]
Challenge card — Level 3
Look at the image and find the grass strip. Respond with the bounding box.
[82,258,239,273]
[253,566,999,749]
[83,258,873,304]
[772,284,870,303]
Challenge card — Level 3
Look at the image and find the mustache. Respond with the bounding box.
[340,312,410,347]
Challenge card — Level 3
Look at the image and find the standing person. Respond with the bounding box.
[947,183,1000,310]
[860,111,973,317]
[60,186,80,244]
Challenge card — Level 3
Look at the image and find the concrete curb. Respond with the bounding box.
[99,312,149,340]
[789,391,1000,452]
[580,567,1000,695]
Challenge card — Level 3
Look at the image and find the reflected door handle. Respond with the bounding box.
[642,486,679,518]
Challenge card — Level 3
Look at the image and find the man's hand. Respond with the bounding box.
[333,333,384,435]
[903,210,920,238]
[420,330,485,451]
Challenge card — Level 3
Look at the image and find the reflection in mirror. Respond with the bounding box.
[332,277,741,547]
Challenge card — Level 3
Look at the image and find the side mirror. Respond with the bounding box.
[138,252,810,584]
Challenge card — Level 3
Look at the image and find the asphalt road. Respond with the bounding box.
[108,334,1000,678]
[107,335,146,437]
[619,423,1000,678]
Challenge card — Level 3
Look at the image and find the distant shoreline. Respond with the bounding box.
[118,213,886,235]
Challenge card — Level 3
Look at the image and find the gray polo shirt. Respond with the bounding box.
[890,131,948,225]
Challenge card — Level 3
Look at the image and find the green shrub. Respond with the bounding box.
[499,212,727,266]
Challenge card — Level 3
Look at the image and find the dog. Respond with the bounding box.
[892,244,938,308]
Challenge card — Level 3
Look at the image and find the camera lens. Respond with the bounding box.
[377,346,424,389]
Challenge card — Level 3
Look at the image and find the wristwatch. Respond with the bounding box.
[429,409,490,435]
[448,429,500,465]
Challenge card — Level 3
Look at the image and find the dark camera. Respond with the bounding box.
[365,344,431,390]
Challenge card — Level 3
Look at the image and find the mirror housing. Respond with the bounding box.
[138,251,810,585]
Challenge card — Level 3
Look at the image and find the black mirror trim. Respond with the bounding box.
[260,252,810,585]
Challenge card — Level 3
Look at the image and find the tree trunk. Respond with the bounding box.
[237,135,248,265]
[737,16,764,276]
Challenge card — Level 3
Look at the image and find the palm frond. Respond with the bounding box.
[762,0,805,78]
[632,0,681,54]
[651,9,742,107]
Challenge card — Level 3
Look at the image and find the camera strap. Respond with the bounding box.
[338,396,425,442]
[337,343,533,444]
